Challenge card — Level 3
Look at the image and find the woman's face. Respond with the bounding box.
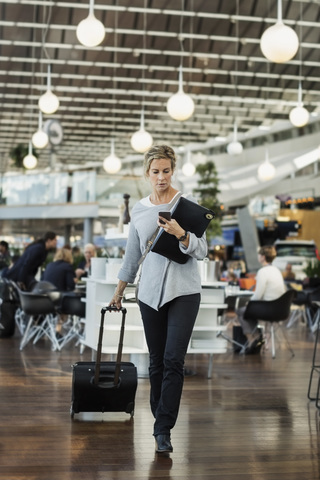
[84,247,95,262]
[147,158,173,194]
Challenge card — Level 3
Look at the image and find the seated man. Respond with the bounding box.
[237,245,286,354]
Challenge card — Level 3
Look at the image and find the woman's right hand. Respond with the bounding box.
[108,280,127,310]
[108,293,123,310]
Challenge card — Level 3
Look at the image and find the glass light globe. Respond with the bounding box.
[130,129,153,153]
[258,160,276,181]
[38,90,60,114]
[227,141,243,155]
[103,154,122,174]
[32,129,49,149]
[23,154,37,169]
[167,91,195,121]
[182,162,195,177]
[260,22,299,63]
[289,106,309,128]
[76,14,105,47]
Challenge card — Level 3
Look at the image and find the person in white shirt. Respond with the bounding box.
[237,245,286,353]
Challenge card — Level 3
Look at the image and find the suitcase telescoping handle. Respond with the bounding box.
[94,306,127,387]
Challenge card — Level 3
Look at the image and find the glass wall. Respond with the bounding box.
[0,171,96,206]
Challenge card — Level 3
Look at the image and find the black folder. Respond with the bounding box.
[151,196,215,264]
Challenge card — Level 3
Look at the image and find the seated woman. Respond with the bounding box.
[42,247,76,292]
[75,243,96,279]
[237,245,286,354]
[42,248,77,338]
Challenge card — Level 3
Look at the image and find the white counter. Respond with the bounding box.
[82,278,228,378]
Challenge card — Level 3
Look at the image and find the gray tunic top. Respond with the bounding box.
[117,193,208,310]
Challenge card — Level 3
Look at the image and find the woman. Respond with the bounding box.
[42,247,76,292]
[109,145,207,454]
[75,243,96,279]
[237,245,286,353]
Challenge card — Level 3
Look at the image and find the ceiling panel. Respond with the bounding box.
[0,0,319,173]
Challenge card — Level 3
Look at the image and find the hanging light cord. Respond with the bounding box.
[299,2,303,83]
[112,6,118,139]
[141,0,147,110]
[179,0,185,68]
[27,5,39,139]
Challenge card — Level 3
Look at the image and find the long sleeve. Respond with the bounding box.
[117,194,206,310]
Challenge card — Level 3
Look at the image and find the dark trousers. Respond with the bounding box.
[139,293,200,436]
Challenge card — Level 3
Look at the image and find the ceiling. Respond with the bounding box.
[0,0,320,173]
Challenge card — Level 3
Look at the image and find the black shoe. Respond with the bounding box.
[155,434,173,453]
[245,335,264,355]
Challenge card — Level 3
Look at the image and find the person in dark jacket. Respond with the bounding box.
[42,247,76,292]
[2,231,57,290]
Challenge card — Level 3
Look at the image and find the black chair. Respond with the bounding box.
[305,288,320,333]
[58,293,86,349]
[307,301,320,407]
[32,281,62,306]
[18,289,60,351]
[286,287,308,329]
[243,290,295,358]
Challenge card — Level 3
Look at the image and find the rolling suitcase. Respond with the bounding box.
[71,306,138,418]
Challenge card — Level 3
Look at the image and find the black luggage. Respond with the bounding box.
[71,306,138,418]
[0,278,19,338]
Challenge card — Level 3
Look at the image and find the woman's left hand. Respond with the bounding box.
[157,217,188,245]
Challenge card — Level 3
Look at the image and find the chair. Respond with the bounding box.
[307,301,320,407]
[58,293,86,350]
[243,290,295,358]
[18,289,60,351]
[305,288,320,333]
[32,281,62,306]
[286,286,308,329]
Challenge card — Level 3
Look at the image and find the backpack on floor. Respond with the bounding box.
[0,278,19,338]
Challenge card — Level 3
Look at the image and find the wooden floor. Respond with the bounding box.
[1,319,320,480]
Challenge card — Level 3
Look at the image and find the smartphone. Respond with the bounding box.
[159,211,171,224]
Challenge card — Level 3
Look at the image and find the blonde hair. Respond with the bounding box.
[54,247,73,264]
[143,145,177,177]
[84,243,96,257]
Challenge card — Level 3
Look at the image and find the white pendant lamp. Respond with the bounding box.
[76,0,105,47]
[227,123,243,155]
[32,111,49,149]
[130,110,153,153]
[103,139,122,174]
[258,150,275,181]
[260,0,299,63]
[167,65,195,122]
[289,82,309,128]
[38,65,59,115]
[182,150,195,177]
[23,141,38,169]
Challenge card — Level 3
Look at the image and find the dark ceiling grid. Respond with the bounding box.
[0,0,319,171]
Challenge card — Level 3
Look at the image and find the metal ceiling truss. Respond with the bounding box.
[0,0,319,171]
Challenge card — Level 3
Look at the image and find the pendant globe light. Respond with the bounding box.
[289,82,309,128]
[23,141,38,169]
[130,109,153,153]
[227,123,243,155]
[167,65,195,122]
[260,0,299,63]
[182,150,195,177]
[76,0,105,47]
[103,139,122,174]
[38,65,59,115]
[32,111,49,149]
[258,150,275,182]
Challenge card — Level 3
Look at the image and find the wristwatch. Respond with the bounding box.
[178,230,188,242]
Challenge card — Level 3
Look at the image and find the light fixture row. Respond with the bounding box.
[24,0,304,171]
